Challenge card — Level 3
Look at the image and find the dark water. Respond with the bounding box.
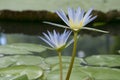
[0,33,119,57]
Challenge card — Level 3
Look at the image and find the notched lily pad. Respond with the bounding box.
[85,55,120,67]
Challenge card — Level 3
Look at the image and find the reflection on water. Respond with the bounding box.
[0,33,7,45]
[0,33,119,57]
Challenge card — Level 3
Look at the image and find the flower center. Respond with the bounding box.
[69,19,84,31]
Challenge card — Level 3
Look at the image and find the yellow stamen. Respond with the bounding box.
[69,19,84,31]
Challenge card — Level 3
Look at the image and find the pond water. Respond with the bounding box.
[0,32,119,57]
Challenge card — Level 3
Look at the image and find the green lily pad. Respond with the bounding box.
[51,62,80,71]
[0,56,16,68]
[13,55,44,65]
[0,46,31,54]
[12,74,29,80]
[0,65,43,80]
[47,68,89,80]
[47,66,120,80]
[13,55,50,70]
[0,76,14,80]
[0,0,119,12]
[45,56,81,67]
[85,55,120,67]
[0,55,50,70]
[0,43,46,55]
[11,43,46,53]
[80,67,120,80]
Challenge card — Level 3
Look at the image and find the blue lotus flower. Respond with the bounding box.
[44,7,108,33]
[56,7,97,31]
[40,30,72,51]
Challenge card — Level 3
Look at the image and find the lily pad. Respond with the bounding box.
[45,56,81,67]
[0,56,16,68]
[80,67,120,80]
[85,55,120,67]
[0,43,46,55]
[0,55,50,70]
[51,62,80,71]
[47,66,120,80]
[47,68,89,80]
[12,74,29,80]
[13,55,50,70]
[10,43,46,53]
[0,65,43,80]
[0,46,31,54]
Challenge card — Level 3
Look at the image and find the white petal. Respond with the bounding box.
[75,7,81,23]
[64,31,72,43]
[82,27,109,33]
[68,7,75,21]
[47,31,57,46]
[78,9,85,22]
[56,10,69,26]
[53,30,59,47]
[39,45,54,50]
[83,8,93,20]
[84,16,97,26]
[43,21,70,29]
[39,36,54,48]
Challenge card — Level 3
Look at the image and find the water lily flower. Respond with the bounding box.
[40,30,72,80]
[39,30,72,51]
[44,7,108,33]
[56,7,97,31]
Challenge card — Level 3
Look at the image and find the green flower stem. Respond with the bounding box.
[57,51,63,80]
[66,31,78,80]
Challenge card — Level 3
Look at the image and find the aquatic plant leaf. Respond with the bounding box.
[10,43,46,53]
[0,76,14,80]
[12,74,29,80]
[0,43,46,55]
[0,65,43,80]
[47,68,89,80]
[80,67,120,80]
[85,55,120,67]
[0,55,50,70]
[45,56,81,67]
[47,66,120,80]
[0,56,16,68]
[0,45,31,54]
[13,55,50,70]
[51,62,80,71]
[0,0,119,12]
